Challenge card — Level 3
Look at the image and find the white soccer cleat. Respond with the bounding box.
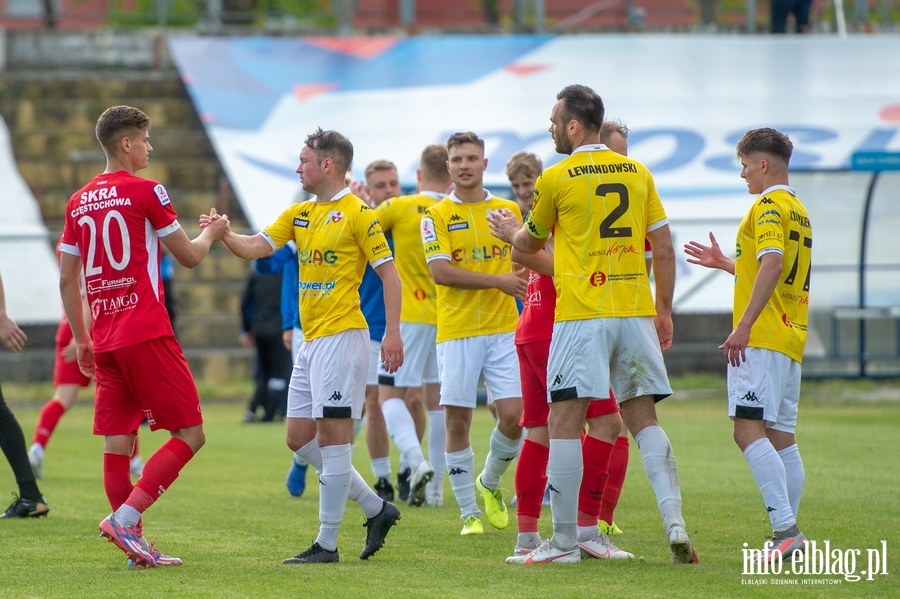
[578,532,634,559]
[408,460,435,507]
[505,539,580,565]
[668,524,699,564]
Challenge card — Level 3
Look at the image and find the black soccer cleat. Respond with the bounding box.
[396,468,411,502]
[283,542,339,564]
[0,494,49,519]
[374,476,394,502]
[360,501,401,560]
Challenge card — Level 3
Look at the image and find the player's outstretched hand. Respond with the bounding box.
[205,208,231,240]
[0,313,26,353]
[684,232,726,270]
[380,330,404,374]
[199,207,226,230]
[486,209,521,243]
[497,268,528,301]
[76,340,96,380]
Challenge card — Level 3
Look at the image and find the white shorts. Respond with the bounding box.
[437,332,521,408]
[378,322,440,388]
[287,329,368,420]
[290,327,303,365]
[728,347,801,434]
[367,338,382,386]
[547,318,672,404]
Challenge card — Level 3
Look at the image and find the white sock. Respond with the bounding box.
[381,398,425,471]
[29,443,44,458]
[480,427,521,489]
[744,437,794,531]
[293,453,308,467]
[428,410,446,488]
[548,438,581,550]
[777,444,804,520]
[296,438,322,473]
[635,425,685,533]
[446,446,478,517]
[348,466,385,518]
[577,525,598,542]
[114,504,142,528]
[371,457,391,480]
[316,444,352,551]
[399,454,410,475]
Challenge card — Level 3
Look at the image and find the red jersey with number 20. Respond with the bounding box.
[60,171,178,352]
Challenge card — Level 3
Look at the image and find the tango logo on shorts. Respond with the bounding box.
[143,409,156,426]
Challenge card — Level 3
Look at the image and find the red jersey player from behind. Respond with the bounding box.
[59,105,230,568]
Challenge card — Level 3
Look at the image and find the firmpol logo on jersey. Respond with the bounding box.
[86,277,137,294]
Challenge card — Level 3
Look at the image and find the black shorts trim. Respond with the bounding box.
[322,406,352,419]
[550,386,579,402]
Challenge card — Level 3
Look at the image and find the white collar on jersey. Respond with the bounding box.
[449,189,494,204]
[572,143,610,155]
[420,190,447,200]
[759,184,796,196]
[314,187,352,204]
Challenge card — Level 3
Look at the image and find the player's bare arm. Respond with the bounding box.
[59,252,95,378]
[511,248,554,277]
[428,259,527,301]
[374,260,404,374]
[487,210,545,255]
[0,272,27,354]
[220,230,276,261]
[683,232,735,275]
[163,208,231,268]
[719,252,783,367]
[647,224,676,352]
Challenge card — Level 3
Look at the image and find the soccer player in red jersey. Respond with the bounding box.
[59,105,230,568]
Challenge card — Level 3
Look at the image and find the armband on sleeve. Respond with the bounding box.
[524,216,551,239]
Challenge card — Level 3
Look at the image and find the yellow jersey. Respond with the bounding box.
[734,185,811,363]
[261,189,393,341]
[527,144,667,321]
[422,191,521,343]
[374,191,444,325]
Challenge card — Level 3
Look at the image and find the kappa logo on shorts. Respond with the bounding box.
[143,409,156,426]
[328,391,343,402]
[741,391,760,404]
[547,483,560,494]
[552,374,563,386]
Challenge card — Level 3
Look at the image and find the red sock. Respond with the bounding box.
[32,400,66,448]
[515,439,549,530]
[130,435,140,460]
[578,435,614,526]
[125,438,195,513]
[599,435,629,525]
[103,453,133,511]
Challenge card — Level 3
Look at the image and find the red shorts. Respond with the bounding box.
[93,335,202,436]
[53,323,91,387]
[517,339,617,428]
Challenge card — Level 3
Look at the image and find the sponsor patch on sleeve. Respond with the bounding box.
[154,184,171,206]
[421,217,437,243]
